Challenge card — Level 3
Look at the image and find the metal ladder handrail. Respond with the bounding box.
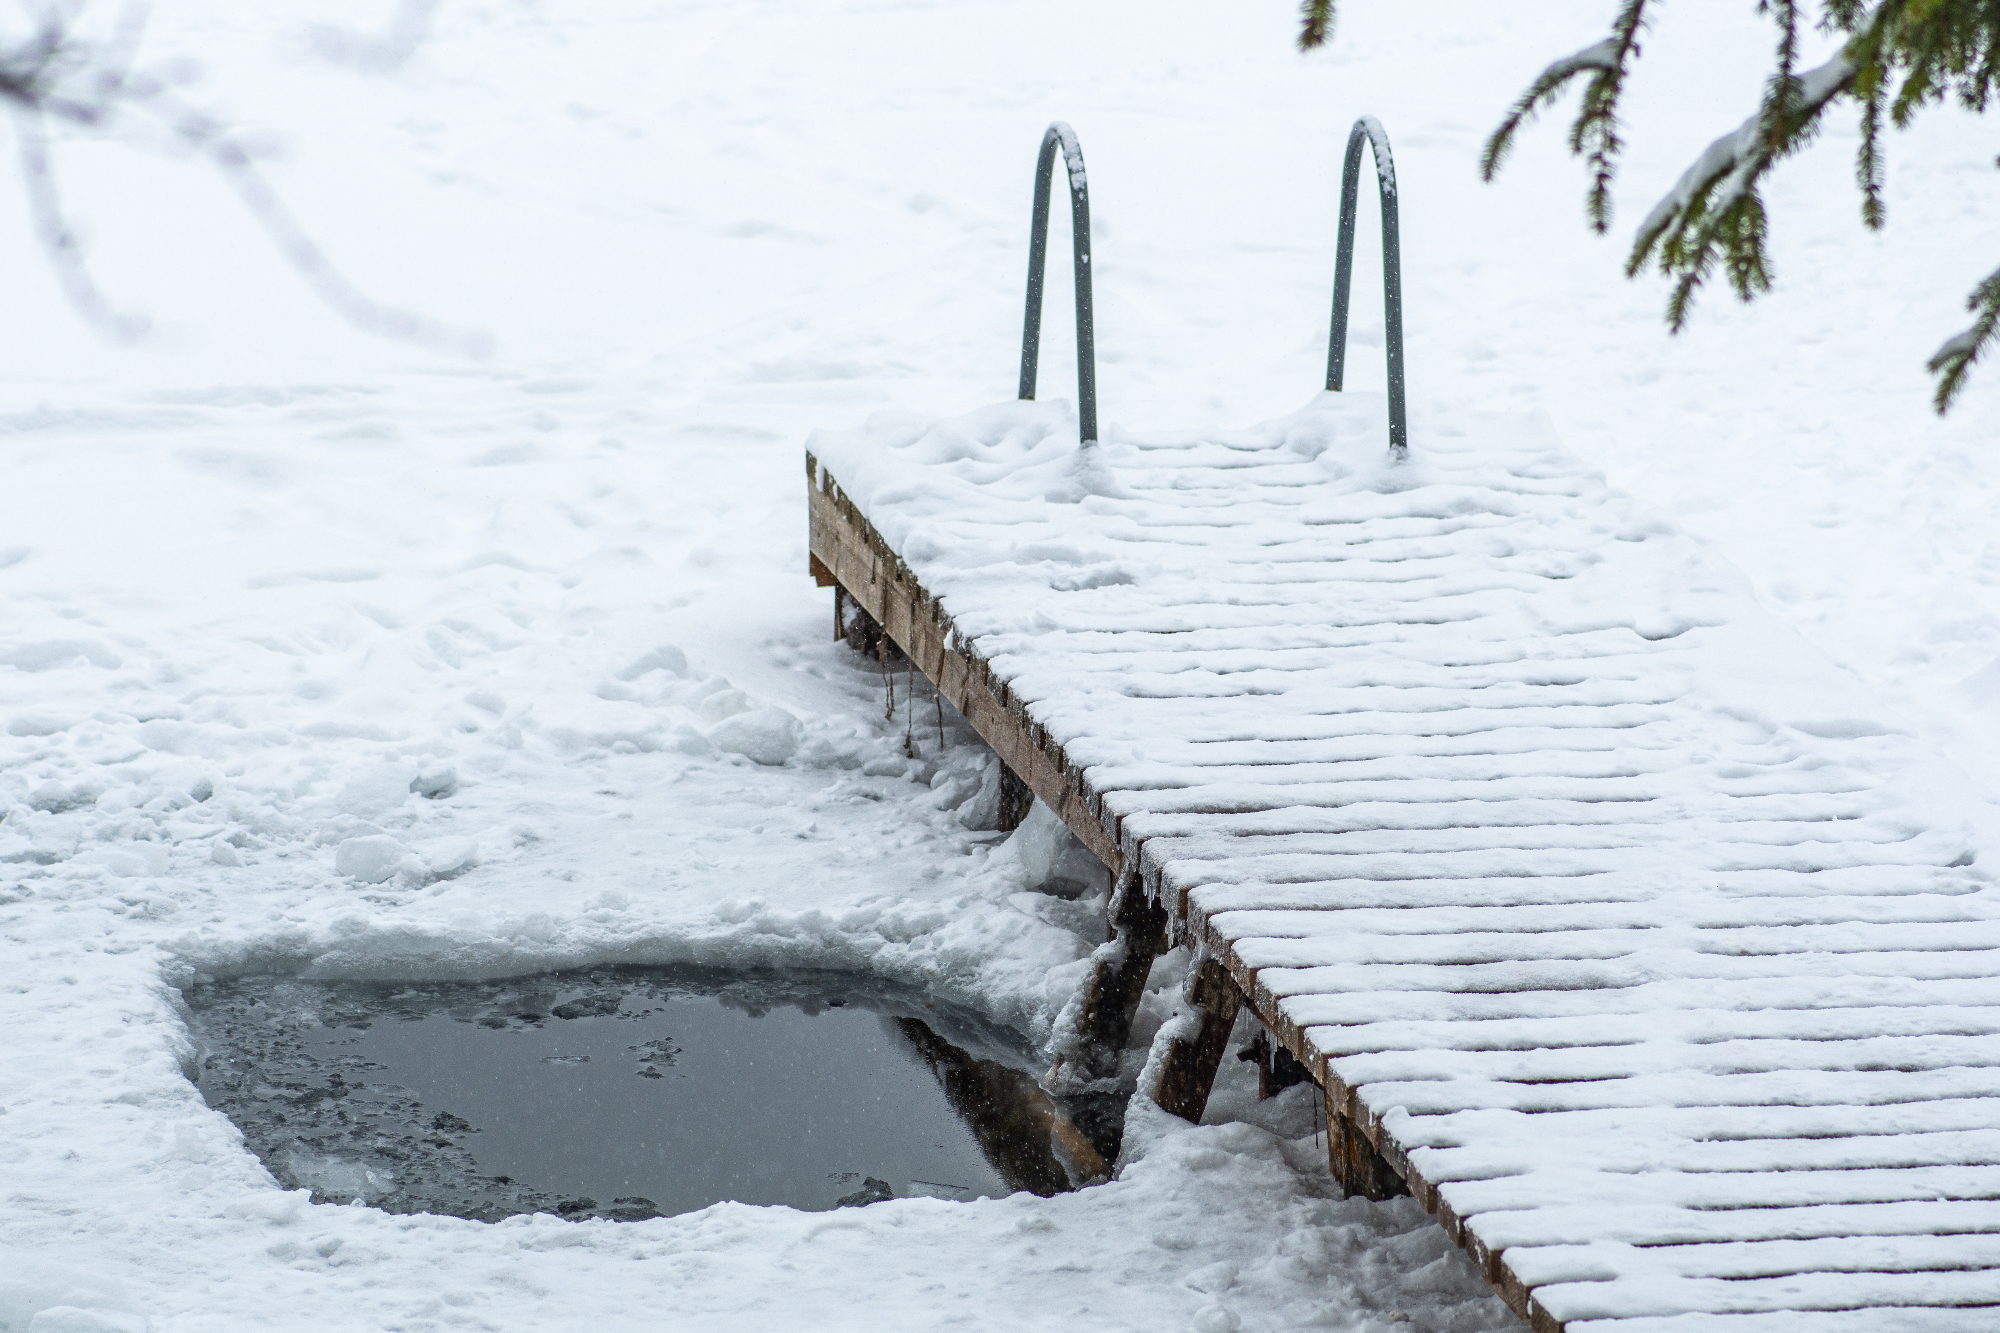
[1327,115,1408,456]
[1017,122,1098,447]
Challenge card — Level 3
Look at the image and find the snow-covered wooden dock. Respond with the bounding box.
[806,393,2000,1332]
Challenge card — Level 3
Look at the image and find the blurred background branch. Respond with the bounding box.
[0,2,488,355]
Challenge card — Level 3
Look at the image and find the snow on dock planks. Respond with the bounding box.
[806,392,2000,1332]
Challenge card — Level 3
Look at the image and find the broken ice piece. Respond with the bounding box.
[551,993,623,1019]
[834,1177,894,1208]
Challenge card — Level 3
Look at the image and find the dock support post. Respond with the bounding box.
[1153,957,1244,1122]
[1062,872,1169,1081]
[1329,1109,1409,1201]
[998,764,1032,832]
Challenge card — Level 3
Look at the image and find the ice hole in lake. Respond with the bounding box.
[186,968,1127,1222]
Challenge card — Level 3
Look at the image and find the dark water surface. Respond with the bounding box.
[186,969,1120,1222]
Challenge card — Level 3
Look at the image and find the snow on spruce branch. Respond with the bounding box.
[1478,36,1622,188]
[1627,50,1856,329]
[1479,0,1652,231]
[1929,267,2000,413]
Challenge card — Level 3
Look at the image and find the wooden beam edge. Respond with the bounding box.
[808,459,1121,878]
[805,452,1555,1333]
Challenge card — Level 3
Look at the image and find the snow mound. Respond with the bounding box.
[0,1260,147,1333]
[707,706,803,765]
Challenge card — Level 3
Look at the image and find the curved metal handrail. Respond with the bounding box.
[1327,116,1408,456]
[1018,122,1098,446]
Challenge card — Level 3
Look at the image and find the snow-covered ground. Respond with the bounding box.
[3,0,1997,1329]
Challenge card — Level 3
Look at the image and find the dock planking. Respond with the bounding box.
[806,392,2000,1332]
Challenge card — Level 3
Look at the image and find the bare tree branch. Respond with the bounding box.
[304,0,440,77]
[0,4,490,356]
[10,106,147,338]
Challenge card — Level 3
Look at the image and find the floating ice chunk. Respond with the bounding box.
[283,1150,395,1203]
[707,707,802,765]
[833,1176,894,1208]
[7,715,70,737]
[211,841,243,867]
[334,834,407,884]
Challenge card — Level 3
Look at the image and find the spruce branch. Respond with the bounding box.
[1480,39,1618,177]
[1298,0,1336,52]
[1480,1,1650,233]
[1303,0,2000,409]
[1759,2,1805,163]
[1627,51,1855,329]
[1856,86,1885,228]
[1929,267,2000,413]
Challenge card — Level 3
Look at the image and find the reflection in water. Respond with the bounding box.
[186,968,1125,1222]
[895,1018,1112,1194]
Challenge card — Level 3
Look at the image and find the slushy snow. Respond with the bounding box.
[3,0,1999,1330]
